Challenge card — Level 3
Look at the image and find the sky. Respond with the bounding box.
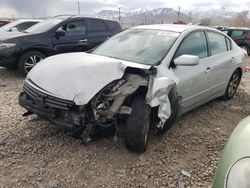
[0,0,250,18]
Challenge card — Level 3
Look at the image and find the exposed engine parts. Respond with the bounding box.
[91,74,148,124]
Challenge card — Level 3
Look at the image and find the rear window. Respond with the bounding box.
[231,30,246,37]
[87,19,107,32]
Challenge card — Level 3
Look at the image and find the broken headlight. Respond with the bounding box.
[73,92,85,105]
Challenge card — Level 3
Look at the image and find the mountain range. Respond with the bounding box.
[96,7,244,26]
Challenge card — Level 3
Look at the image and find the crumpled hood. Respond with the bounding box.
[27,52,151,104]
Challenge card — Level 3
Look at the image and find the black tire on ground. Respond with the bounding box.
[222,69,241,100]
[18,51,46,75]
[156,87,180,134]
[125,94,151,153]
[240,45,250,55]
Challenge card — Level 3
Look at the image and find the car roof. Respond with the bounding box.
[15,19,43,22]
[223,27,250,31]
[132,24,214,33]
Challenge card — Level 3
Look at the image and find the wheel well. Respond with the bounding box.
[236,67,242,78]
[17,49,47,62]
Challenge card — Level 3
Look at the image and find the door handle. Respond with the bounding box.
[79,39,88,43]
[205,67,212,73]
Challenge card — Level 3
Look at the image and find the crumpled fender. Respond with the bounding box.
[146,75,175,128]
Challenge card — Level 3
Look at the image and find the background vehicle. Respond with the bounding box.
[0,15,122,74]
[222,27,250,55]
[0,19,42,33]
[0,20,11,27]
[19,24,246,153]
[212,116,250,188]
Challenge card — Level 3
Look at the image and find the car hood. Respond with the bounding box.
[0,31,27,41]
[27,52,151,104]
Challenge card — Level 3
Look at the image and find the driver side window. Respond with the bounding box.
[175,31,208,59]
[60,20,85,36]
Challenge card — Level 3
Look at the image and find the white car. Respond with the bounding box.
[0,19,42,33]
[19,24,246,153]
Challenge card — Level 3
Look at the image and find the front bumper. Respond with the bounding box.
[19,81,85,130]
[0,48,17,67]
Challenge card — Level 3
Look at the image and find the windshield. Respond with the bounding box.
[92,29,179,65]
[25,18,62,34]
[0,20,23,31]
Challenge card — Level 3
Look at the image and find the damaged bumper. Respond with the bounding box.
[19,81,85,130]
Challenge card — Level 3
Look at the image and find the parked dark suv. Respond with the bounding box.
[222,28,250,55]
[0,15,122,74]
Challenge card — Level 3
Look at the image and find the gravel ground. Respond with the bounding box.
[0,61,249,188]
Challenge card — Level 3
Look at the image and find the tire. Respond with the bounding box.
[240,45,250,55]
[125,94,151,153]
[18,51,46,75]
[222,69,241,100]
[156,87,180,134]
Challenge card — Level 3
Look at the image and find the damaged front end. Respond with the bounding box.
[19,72,151,140]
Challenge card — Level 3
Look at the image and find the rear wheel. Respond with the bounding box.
[125,94,151,153]
[222,69,241,100]
[18,51,46,75]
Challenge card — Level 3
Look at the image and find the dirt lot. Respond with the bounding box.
[0,61,249,188]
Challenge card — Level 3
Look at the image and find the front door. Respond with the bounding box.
[172,31,212,112]
[52,20,88,53]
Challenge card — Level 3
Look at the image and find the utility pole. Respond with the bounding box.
[189,11,192,23]
[77,1,81,15]
[144,15,146,25]
[177,7,181,22]
[118,7,121,22]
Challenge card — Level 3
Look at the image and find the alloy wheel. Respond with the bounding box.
[228,73,240,98]
[24,55,44,73]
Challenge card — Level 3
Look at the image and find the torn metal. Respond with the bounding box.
[147,75,175,128]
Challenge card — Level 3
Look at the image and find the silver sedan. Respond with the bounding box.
[19,24,246,153]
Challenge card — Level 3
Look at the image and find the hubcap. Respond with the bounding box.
[24,55,44,73]
[228,73,239,97]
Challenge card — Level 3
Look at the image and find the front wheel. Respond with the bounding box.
[18,51,46,75]
[222,69,241,100]
[125,94,151,153]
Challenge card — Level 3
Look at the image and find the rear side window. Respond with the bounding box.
[175,31,208,59]
[15,22,37,31]
[207,32,227,55]
[87,19,107,32]
[106,21,121,34]
[231,30,246,37]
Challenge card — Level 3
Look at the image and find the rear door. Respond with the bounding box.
[52,19,88,53]
[205,31,234,94]
[86,18,111,49]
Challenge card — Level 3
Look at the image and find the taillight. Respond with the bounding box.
[246,36,250,40]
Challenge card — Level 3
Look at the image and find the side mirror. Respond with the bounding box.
[10,27,17,32]
[174,55,199,66]
[55,29,65,37]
